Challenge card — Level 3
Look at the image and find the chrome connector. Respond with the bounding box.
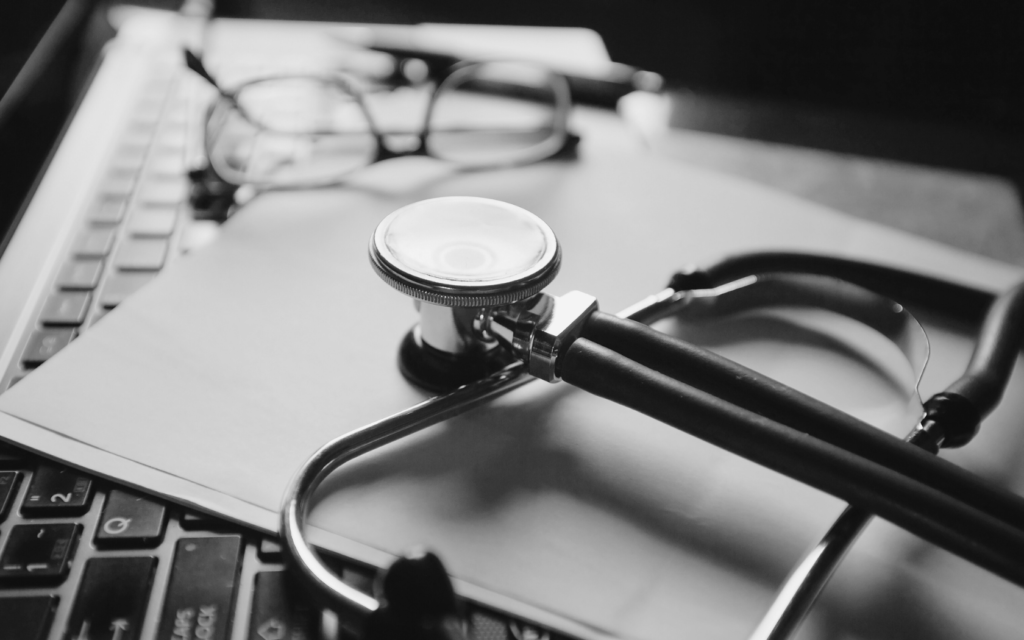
[513,290,598,382]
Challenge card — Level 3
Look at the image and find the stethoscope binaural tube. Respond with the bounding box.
[559,335,1024,584]
[282,198,1024,639]
[579,308,1024,533]
[675,252,1024,445]
[671,252,1024,640]
[626,256,1024,640]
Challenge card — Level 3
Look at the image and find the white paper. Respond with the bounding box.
[3,109,1024,639]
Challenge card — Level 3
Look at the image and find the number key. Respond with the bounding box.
[21,465,93,517]
[22,329,75,367]
[39,291,91,326]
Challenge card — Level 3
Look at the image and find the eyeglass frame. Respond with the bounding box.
[187,51,580,191]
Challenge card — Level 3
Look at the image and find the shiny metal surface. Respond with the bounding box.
[369,197,561,308]
[515,290,599,382]
[281,362,533,618]
[418,302,500,355]
[485,293,550,358]
[749,423,944,640]
[281,288,654,621]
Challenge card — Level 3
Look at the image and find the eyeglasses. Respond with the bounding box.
[185,51,578,191]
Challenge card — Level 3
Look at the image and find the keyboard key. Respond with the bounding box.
[128,205,177,237]
[157,536,243,640]
[65,557,156,640]
[146,151,187,178]
[22,328,75,367]
[249,571,318,640]
[39,291,91,326]
[21,465,93,516]
[136,179,189,206]
[56,260,103,290]
[0,596,58,640]
[151,137,187,161]
[101,177,136,199]
[88,198,127,225]
[0,471,20,522]
[108,145,149,176]
[95,489,166,547]
[0,523,79,583]
[99,272,156,308]
[73,228,117,258]
[113,238,168,271]
[131,101,164,127]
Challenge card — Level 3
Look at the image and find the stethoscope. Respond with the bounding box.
[280,196,1024,640]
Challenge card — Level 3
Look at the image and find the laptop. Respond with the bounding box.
[0,6,586,640]
[3,6,1024,640]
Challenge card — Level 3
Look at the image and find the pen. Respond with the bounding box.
[365,42,664,108]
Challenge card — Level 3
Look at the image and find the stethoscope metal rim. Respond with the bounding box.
[369,197,562,308]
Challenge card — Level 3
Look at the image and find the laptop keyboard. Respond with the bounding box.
[0,61,567,640]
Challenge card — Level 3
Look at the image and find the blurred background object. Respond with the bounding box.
[3,0,1022,265]
[204,0,1023,180]
[7,0,1023,164]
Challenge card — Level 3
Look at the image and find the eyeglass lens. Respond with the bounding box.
[204,62,568,188]
[427,62,565,166]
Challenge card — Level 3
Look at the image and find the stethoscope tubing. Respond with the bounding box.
[676,251,1024,425]
[749,422,938,640]
[561,336,1024,587]
[282,251,1024,636]
[580,310,1024,532]
[673,252,997,324]
[668,251,1024,639]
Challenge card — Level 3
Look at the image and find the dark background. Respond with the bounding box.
[2,0,1023,231]
[215,0,1023,139]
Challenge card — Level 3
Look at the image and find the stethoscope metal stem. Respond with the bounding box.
[281,362,533,614]
[280,294,664,623]
[749,504,871,640]
[749,422,944,640]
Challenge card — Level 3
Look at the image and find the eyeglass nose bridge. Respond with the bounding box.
[373,132,431,162]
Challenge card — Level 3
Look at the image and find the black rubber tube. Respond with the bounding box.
[674,251,1024,446]
[561,338,1024,588]
[679,274,910,338]
[671,252,995,325]
[946,281,1024,418]
[581,311,1024,532]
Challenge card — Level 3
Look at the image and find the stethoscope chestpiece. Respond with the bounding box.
[370,196,567,391]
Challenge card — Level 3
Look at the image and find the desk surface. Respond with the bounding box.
[658,94,1024,267]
